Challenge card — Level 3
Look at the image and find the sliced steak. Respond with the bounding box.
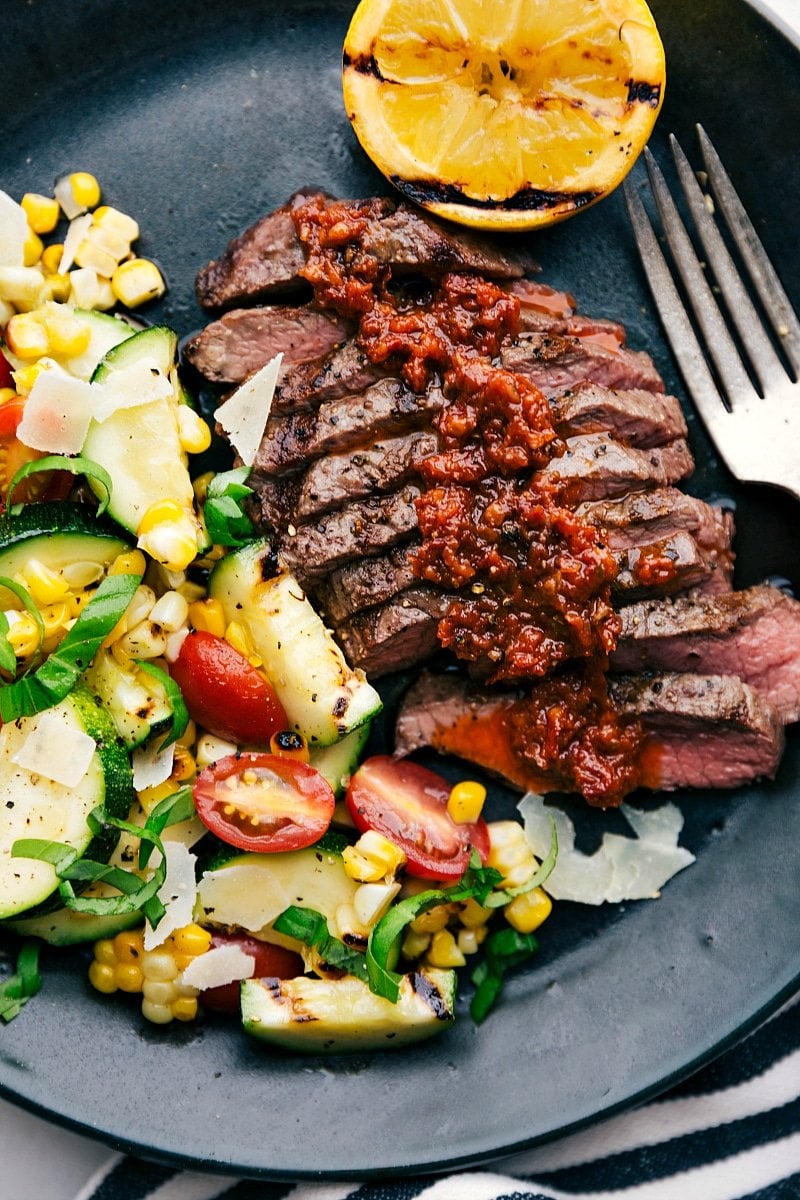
[253,380,445,476]
[612,585,800,723]
[254,432,438,527]
[612,531,726,602]
[335,588,449,678]
[394,670,784,793]
[550,383,687,449]
[578,488,734,554]
[501,332,665,396]
[539,434,694,501]
[182,305,351,385]
[273,341,389,414]
[196,189,327,309]
[277,486,421,583]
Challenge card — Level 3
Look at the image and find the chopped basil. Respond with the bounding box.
[0,575,46,671]
[0,611,17,675]
[139,661,190,748]
[0,940,42,1023]
[273,905,370,983]
[0,572,141,722]
[6,455,113,517]
[202,467,256,547]
[470,928,539,1024]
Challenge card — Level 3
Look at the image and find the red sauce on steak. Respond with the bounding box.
[293,199,644,804]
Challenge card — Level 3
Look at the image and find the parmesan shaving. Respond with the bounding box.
[180,944,255,991]
[0,190,28,269]
[213,352,283,466]
[58,213,93,273]
[17,368,95,454]
[519,793,695,905]
[12,708,96,788]
[92,357,174,423]
[197,863,291,933]
[143,842,197,949]
[131,739,175,791]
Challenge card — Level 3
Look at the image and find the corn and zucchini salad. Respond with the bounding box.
[0,175,560,1050]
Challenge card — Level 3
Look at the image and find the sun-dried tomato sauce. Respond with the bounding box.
[293,198,645,804]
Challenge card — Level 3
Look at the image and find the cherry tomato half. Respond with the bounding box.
[346,755,490,880]
[0,397,72,507]
[0,352,13,391]
[170,630,288,745]
[193,752,335,853]
[199,931,304,1014]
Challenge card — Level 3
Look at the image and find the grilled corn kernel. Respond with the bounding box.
[342,830,407,883]
[93,938,118,967]
[113,929,144,964]
[119,619,168,660]
[5,613,42,659]
[141,950,178,983]
[458,897,493,929]
[21,193,60,234]
[108,549,147,578]
[188,599,227,636]
[410,903,452,934]
[170,923,212,956]
[486,820,540,890]
[126,584,156,628]
[93,205,139,242]
[195,733,238,767]
[111,257,166,307]
[447,780,487,824]
[141,1000,173,1025]
[86,222,131,262]
[177,406,212,454]
[68,172,101,209]
[21,559,70,606]
[23,229,44,267]
[149,590,189,633]
[171,744,196,782]
[223,620,254,660]
[40,244,65,274]
[42,305,93,358]
[192,471,215,505]
[74,238,117,279]
[457,928,481,956]
[39,601,71,639]
[504,887,553,935]
[427,929,466,969]
[5,311,48,359]
[401,929,431,960]
[43,272,72,303]
[138,523,198,572]
[269,730,309,762]
[171,996,199,1022]
[88,961,117,994]
[137,500,187,536]
[142,979,176,1005]
[138,779,180,812]
[354,880,402,927]
[116,962,145,992]
[0,266,47,311]
[61,560,105,589]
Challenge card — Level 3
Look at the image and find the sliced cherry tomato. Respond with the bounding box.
[346,755,490,880]
[0,396,72,507]
[170,630,288,745]
[193,752,335,853]
[199,931,304,1014]
[0,351,13,392]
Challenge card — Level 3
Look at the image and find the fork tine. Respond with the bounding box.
[698,124,800,377]
[623,178,733,451]
[643,147,757,409]
[670,134,786,395]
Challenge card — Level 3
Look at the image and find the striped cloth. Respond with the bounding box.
[74,995,800,1200]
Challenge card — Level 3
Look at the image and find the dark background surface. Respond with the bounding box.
[2,0,799,1179]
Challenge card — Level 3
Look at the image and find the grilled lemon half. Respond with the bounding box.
[342,0,665,232]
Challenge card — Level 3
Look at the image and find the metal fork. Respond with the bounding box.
[623,126,800,502]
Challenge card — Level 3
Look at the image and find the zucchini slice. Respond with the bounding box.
[2,309,135,382]
[241,967,456,1052]
[309,724,371,797]
[0,684,134,919]
[208,541,382,747]
[84,647,173,750]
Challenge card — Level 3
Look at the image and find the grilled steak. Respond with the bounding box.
[549,384,687,448]
[501,332,665,395]
[182,305,350,385]
[394,670,785,793]
[612,585,800,723]
[577,488,734,555]
[538,434,694,500]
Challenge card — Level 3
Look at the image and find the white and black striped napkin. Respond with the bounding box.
[74,994,800,1200]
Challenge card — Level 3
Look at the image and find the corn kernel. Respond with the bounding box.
[42,304,92,357]
[11,363,43,395]
[170,924,212,956]
[113,929,144,964]
[85,222,131,262]
[43,273,72,303]
[21,193,60,234]
[177,406,211,454]
[142,950,178,983]
[504,887,553,935]
[88,961,118,994]
[137,500,187,536]
[93,938,118,967]
[111,257,166,307]
[0,266,47,311]
[115,963,144,993]
[69,172,102,210]
[149,589,189,633]
[21,559,70,606]
[411,903,451,934]
[354,880,401,927]
[447,780,486,824]
[74,238,117,279]
[401,929,431,960]
[457,928,481,956]
[171,745,196,782]
[427,929,466,969]
[39,601,71,639]
[93,205,139,242]
[138,524,198,572]
[171,996,198,1022]
[141,999,173,1025]
[41,243,65,274]
[269,730,309,762]
[487,820,540,890]
[177,719,197,748]
[119,619,168,661]
[342,830,406,882]
[5,613,42,659]
[0,389,17,405]
[5,311,48,359]
[192,471,214,505]
[0,299,14,327]
[23,229,44,267]
[458,897,492,928]
[68,266,110,310]
[195,733,238,767]
[223,620,253,660]
[108,549,147,578]
[142,979,176,1005]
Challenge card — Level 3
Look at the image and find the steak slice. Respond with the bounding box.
[273,341,389,414]
[612,531,729,602]
[394,670,784,794]
[196,189,327,309]
[550,383,687,449]
[334,588,449,678]
[539,434,694,500]
[277,486,421,583]
[501,332,665,396]
[578,488,734,554]
[612,585,800,723]
[252,379,445,476]
[182,305,351,385]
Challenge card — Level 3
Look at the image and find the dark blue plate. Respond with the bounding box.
[2,0,799,1179]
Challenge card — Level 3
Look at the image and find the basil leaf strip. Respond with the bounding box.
[138,662,190,749]
[0,575,45,672]
[7,455,113,517]
[0,611,17,675]
[0,572,141,722]
[203,467,256,547]
[483,815,559,908]
[273,905,370,983]
[0,940,42,1023]
[470,928,539,1024]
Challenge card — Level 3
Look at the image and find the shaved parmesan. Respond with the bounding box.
[197,863,291,933]
[58,213,93,273]
[180,944,255,991]
[131,739,175,791]
[0,190,28,269]
[144,841,197,949]
[17,369,95,454]
[12,708,96,788]
[214,352,283,466]
[92,357,174,422]
[519,793,695,906]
